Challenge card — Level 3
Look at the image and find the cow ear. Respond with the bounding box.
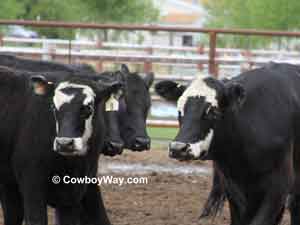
[155,80,186,102]
[121,64,130,74]
[224,82,246,110]
[140,72,154,89]
[30,75,54,96]
[96,76,124,104]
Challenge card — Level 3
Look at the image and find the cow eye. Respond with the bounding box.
[178,111,182,124]
[80,105,93,118]
[203,106,221,120]
[50,104,56,111]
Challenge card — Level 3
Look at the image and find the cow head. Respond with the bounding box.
[117,64,153,151]
[155,77,245,160]
[102,86,124,156]
[31,75,123,156]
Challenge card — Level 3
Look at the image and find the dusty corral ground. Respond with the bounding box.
[0,149,291,225]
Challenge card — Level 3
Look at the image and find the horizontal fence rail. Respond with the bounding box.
[2,20,300,37]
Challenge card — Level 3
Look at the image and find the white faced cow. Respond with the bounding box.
[156,63,300,225]
[6,73,123,225]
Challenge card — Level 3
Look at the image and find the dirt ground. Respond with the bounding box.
[99,149,290,225]
[0,149,291,225]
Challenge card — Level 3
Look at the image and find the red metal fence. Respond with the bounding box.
[2,20,300,77]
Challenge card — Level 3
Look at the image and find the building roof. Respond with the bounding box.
[154,0,205,25]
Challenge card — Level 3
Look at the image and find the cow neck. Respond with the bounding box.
[211,110,243,163]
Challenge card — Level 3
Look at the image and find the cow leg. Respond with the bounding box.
[1,184,24,225]
[55,206,81,225]
[248,173,289,225]
[289,194,300,225]
[79,184,111,225]
[20,177,47,225]
[246,189,286,225]
[289,164,300,224]
[54,184,111,225]
[200,162,226,219]
[228,202,242,225]
[289,141,300,225]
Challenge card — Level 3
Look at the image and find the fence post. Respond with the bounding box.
[144,47,153,73]
[0,34,3,46]
[68,39,72,64]
[42,37,51,61]
[197,44,204,71]
[209,32,218,78]
[96,40,103,72]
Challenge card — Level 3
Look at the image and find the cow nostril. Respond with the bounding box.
[57,138,74,148]
[169,142,188,152]
[135,137,150,145]
[130,137,151,151]
[109,142,124,151]
[168,142,188,159]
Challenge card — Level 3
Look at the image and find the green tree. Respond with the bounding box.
[0,0,24,20]
[84,0,159,24]
[19,0,88,38]
[82,0,159,41]
[203,0,300,47]
[18,0,159,39]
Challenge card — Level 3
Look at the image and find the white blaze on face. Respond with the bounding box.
[177,77,218,159]
[177,77,218,116]
[188,129,214,158]
[53,82,95,110]
[53,82,96,154]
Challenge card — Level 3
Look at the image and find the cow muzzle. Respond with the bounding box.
[103,141,124,156]
[169,141,209,161]
[54,137,85,156]
[131,137,151,151]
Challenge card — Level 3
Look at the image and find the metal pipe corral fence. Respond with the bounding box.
[2,20,300,77]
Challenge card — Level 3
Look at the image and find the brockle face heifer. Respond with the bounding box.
[0,66,123,225]
[52,82,97,155]
[162,76,243,160]
[171,78,219,159]
[156,63,300,225]
[32,76,123,157]
[20,75,122,225]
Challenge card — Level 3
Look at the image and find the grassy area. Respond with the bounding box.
[147,127,178,140]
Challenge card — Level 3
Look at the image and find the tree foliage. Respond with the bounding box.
[19,0,87,38]
[0,0,24,20]
[202,0,300,47]
[0,0,159,38]
[83,0,159,24]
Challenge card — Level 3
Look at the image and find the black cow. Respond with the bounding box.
[156,63,300,225]
[0,66,123,225]
[0,54,95,75]
[118,64,153,151]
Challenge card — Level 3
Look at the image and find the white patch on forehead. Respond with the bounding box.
[177,77,218,115]
[53,82,96,109]
[188,129,214,159]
